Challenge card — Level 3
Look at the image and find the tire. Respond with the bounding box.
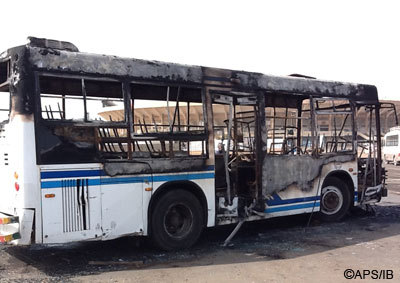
[150,189,204,251]
[319,177,351,222]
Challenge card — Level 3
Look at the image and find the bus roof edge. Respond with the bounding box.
[27,37,79,52]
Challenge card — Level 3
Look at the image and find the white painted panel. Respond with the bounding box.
[101,182,143,240]
[42,188,63,240]
[191,178,215,227]
[41,165,103,244]
[0,117,42,244]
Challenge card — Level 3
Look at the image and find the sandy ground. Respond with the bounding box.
[1,165,400,282]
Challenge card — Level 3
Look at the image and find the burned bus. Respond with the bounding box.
[0,37,386,250]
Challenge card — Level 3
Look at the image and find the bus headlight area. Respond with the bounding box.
[0,36,395,250]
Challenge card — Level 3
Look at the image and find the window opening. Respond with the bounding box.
[313,98,354,154]
[128,83,206,158]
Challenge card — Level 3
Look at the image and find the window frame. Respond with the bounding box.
[129,80,208,158]
[129,80,206,135]
[0,59,11,123]
[35,72,128,126]
[311,97,356,155]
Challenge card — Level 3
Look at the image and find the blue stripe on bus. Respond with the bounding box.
[41,172,215,189]
[268,191,359,206]
[267,195,319,206]
[41,178,102,189]
[265,202,320,213]
[40,166,215,179]
[41,170,104,179]
[101,173,215,185]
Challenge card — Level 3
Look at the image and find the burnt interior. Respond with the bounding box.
[211,91,362,212]
[36,75,207,166]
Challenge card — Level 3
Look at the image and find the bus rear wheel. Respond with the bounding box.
[150,189,204,251]
[319,177,351,222]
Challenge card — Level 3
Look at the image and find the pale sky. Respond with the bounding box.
[1,0,399,100]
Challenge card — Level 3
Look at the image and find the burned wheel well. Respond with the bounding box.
[322,170,355,204]
[148,181,208,233]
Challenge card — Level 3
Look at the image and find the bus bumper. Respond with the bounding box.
[361,184,385,204]
[0,209,34,245]
[0,213,20,243]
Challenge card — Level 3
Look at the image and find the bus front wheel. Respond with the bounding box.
[150,189,204,251]
[319,177,351,222]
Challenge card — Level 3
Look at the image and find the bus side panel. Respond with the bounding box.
[100,177,143,240]
[40,165,103,244]
[262,160,358,217]
[192,178,216,227]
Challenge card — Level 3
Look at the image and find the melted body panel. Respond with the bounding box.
[262,154,354,195]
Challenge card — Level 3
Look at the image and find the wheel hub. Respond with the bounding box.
[321,186,344,215]
[164,203,193,238]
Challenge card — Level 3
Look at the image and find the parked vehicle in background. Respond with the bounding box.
[383,126,400,165]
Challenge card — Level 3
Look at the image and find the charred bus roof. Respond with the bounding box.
[1,36,379,105]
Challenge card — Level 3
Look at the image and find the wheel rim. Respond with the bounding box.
[163,203,193,239]
[321,186,343,215]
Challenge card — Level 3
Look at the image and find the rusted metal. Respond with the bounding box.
[142,118,156,153]
[296,102,302,155]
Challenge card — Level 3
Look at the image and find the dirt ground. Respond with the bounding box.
[1,166,400,282]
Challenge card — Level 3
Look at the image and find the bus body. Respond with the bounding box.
[0,37,386,249]
[383,126,400,165]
